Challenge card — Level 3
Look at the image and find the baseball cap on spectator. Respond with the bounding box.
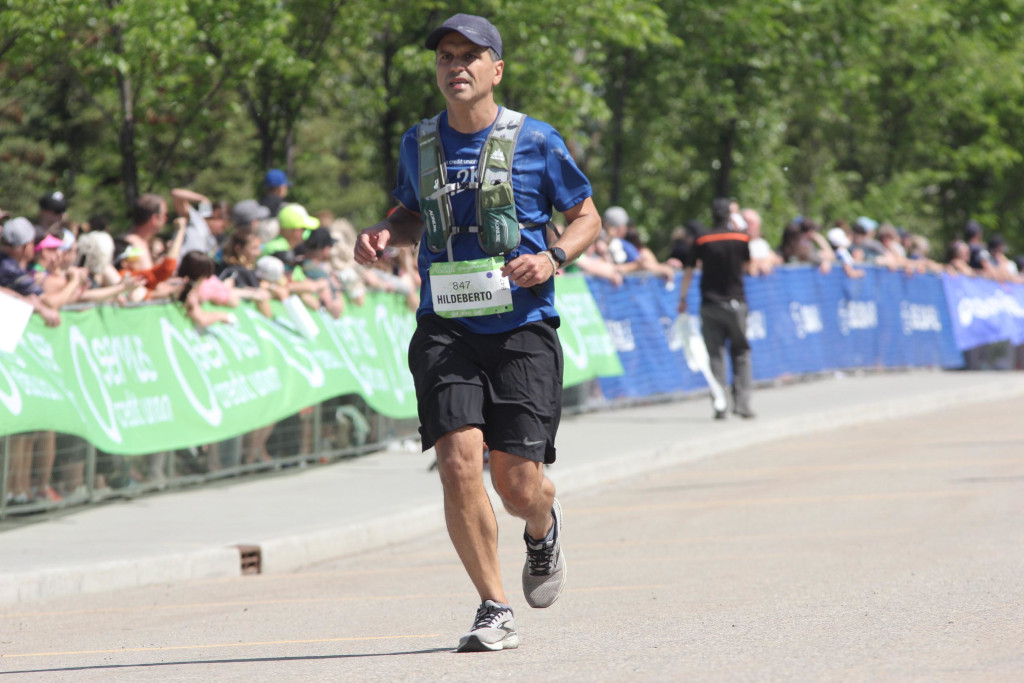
[304,227,337,250]
[255,255,286,284]
[425,14,503,58]
[827,227,851,249]
[113,239,144,267]
[35,233,64,251]
[1,217,35,246]
[278,204,319,231]
[853,216,878,235]
[231,199,271,226]
[987,234,1005,250]
[39,191,68,214]
[603,206,630,227]
[264,169,289,189]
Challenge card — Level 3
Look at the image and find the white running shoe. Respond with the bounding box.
[456,600,519,652]
[522,498,566,608]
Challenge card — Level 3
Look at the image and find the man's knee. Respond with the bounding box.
[435,430,484,491]
[490,460,543,515]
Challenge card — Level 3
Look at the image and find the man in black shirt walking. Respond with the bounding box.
[678,197,754,419]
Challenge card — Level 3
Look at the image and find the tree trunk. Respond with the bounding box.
[379,38,398,194]
[113,23,138,210]
[608,50,633,206]
[715,117,738,200]
[285,127,296,182]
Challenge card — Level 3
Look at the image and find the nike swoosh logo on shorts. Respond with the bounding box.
[522,438,544,447]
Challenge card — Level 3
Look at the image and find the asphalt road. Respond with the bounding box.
[2,397,1022,681]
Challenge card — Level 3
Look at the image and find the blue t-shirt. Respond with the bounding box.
[0,254,42,297]
[393,108,592,334]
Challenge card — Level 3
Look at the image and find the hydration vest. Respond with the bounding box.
[417,107,528,260]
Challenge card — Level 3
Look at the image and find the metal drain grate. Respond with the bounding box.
[236,544,262,575]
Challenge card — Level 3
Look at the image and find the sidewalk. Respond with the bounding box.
[2,369,1023,605]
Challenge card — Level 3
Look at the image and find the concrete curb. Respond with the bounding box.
[259,503,445,574]
[0,547,240,606]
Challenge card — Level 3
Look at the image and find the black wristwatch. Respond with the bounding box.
[548,247,567,268]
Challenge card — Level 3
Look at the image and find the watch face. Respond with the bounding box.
[550,247,567,266]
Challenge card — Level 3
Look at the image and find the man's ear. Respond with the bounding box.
[493,59,504,87]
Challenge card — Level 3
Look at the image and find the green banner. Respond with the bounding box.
[0,275,620,454]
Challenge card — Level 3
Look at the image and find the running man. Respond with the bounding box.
[354,14,600,652]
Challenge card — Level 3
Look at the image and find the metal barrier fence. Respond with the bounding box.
[0,380,605,521]
[0,394,420,520]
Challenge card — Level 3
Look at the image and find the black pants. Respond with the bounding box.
[701,300,753,414]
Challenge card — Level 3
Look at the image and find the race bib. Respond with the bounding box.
[429,257,513,318]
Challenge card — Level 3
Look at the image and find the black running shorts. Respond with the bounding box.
[408,314,563,464]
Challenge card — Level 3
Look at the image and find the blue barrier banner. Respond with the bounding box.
[586,276,692,399]
[941,274,1024,350]
[590,267,962,401]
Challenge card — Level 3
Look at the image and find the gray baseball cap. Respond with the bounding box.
[255,255,286,283]
[232,199,271,226]
[603,206,630,228]
[425,14,502,58]
[1,217,36,247]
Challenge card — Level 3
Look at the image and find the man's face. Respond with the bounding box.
[150,200,168,232]
[282,228,304,248]
[435,32,503,105]
[3,243,32,265]
[39,210,63,228]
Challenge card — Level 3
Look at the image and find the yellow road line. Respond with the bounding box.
[3,584,661,619]
[0,633,441,659]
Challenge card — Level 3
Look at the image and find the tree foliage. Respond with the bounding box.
[3,0,1024,251]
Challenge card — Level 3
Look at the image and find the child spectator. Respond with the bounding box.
[300,227,344,318]
[219,226,264,288]
[74,231,142,302]
[254,255,291,318]
[176,251,238,328]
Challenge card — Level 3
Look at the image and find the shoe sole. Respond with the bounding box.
[456,633,520,652]
[525,498,567,609]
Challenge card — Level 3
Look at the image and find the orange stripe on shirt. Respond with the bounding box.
[696,232,750,245]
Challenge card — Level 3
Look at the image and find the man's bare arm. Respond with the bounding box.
[502,196,601,289]
[354,205,424,266]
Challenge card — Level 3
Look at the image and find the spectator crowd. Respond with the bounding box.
[0,171,420,506]
[569,203,1024,286]
[2,181,1021,508]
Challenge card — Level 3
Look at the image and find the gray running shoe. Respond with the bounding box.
[456,600,519,652]
[522,498,566,608]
